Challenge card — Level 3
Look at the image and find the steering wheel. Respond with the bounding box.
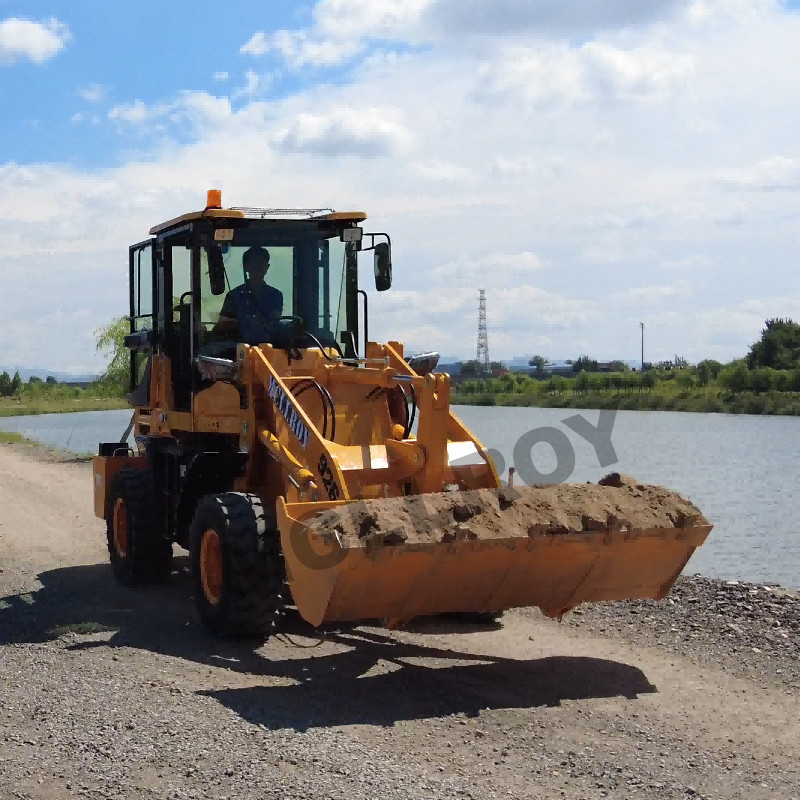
[274,315,305,326]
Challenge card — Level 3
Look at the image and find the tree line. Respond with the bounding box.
[451,319,800,415]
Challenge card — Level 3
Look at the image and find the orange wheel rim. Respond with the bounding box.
[200,529,223,605]
[112,498,128,558]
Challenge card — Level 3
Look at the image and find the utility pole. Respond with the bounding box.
[477,289,489,373]
[640,322,645,371]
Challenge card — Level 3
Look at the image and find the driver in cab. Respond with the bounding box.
[213,246,283,344]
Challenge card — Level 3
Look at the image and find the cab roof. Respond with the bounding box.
[149,206,368,235]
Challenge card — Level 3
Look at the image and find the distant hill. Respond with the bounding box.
[0,366,99,383]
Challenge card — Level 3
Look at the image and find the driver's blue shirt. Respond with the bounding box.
[223,283,283,344]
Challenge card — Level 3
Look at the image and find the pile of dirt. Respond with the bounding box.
[308,473,709,549]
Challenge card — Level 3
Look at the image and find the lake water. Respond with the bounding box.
[1,405,797,589]
[0,408,135,456]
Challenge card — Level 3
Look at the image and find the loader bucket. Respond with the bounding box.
[276,479,712,627]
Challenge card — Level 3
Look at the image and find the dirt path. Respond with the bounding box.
[1,444,797,800]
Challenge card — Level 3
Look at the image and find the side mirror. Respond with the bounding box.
[374,242,392,292]
[123,329,156,353]
[208,246,226,296]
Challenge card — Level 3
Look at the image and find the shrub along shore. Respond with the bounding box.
[451,383,800,415]
[451,360,800,415]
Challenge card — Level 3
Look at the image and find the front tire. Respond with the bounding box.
[106,467,172,585]
[190,492,286,640]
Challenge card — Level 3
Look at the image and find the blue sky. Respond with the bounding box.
[3,0,800,372]
[0,1,312,165]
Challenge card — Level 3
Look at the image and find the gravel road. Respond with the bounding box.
[1,442,798,800]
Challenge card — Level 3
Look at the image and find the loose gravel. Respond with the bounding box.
[1,445,798,800]
[561,575,800,689]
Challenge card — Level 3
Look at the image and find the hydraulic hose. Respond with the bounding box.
[291,379,336,442]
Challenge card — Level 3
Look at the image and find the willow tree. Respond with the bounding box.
[94,316,129,395]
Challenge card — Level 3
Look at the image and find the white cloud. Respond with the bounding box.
[241,31,269,56]
[612,283,692,303]
[78,83,105,103]
[232,70,271,100]
[431,252,546,287]
[413,160,474,182]
[273,108,411,157]
[241,0,430,67]
[109,92,232,131]
[476,41,695,107]
[0,17,70,65]
[581,42,695,101]
[715,156,800,191]
[688,0,777,25]
[213,71,229,82]
[109,99,150,125]
[659,254,714,272]
[427,0,688,38]
[245,27,362,68]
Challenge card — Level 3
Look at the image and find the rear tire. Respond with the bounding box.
[190,492,287,640]
[106,467,173,585]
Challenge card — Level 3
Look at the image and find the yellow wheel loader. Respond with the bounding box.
[92,191,712,639]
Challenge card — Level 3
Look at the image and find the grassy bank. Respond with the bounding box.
[0,396,128,417]
[0,430,93,461]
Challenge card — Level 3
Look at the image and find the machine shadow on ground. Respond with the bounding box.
[0,557,657,729]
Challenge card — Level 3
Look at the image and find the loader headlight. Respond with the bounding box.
[340,226,363,243]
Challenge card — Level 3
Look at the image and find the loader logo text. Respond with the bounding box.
[268,376,311,448]
[318,454,340,500]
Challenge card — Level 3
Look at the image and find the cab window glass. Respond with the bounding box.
[133,245,153,333]
[195,226,352,354]
[171,246,192,319]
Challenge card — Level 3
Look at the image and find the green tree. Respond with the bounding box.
[572,355,598,373]
[641,370,657,391]
[10,371,22,395]
[747,318,800,370]
[460,359,485,376]
[528,354,547,376]
[696,359,722,387]
[498,373,517,391]
[95,316,130,395]
[0,371,11,397]
[750,367,777,394]
[45,375,57,385]
[719,361,750,393]
[588,372,606,392]
[547,375,570,394]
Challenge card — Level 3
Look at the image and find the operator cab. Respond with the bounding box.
[126,191,392,411]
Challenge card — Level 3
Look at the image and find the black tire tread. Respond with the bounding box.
[106,467,172,585]
[190,492,287,640]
